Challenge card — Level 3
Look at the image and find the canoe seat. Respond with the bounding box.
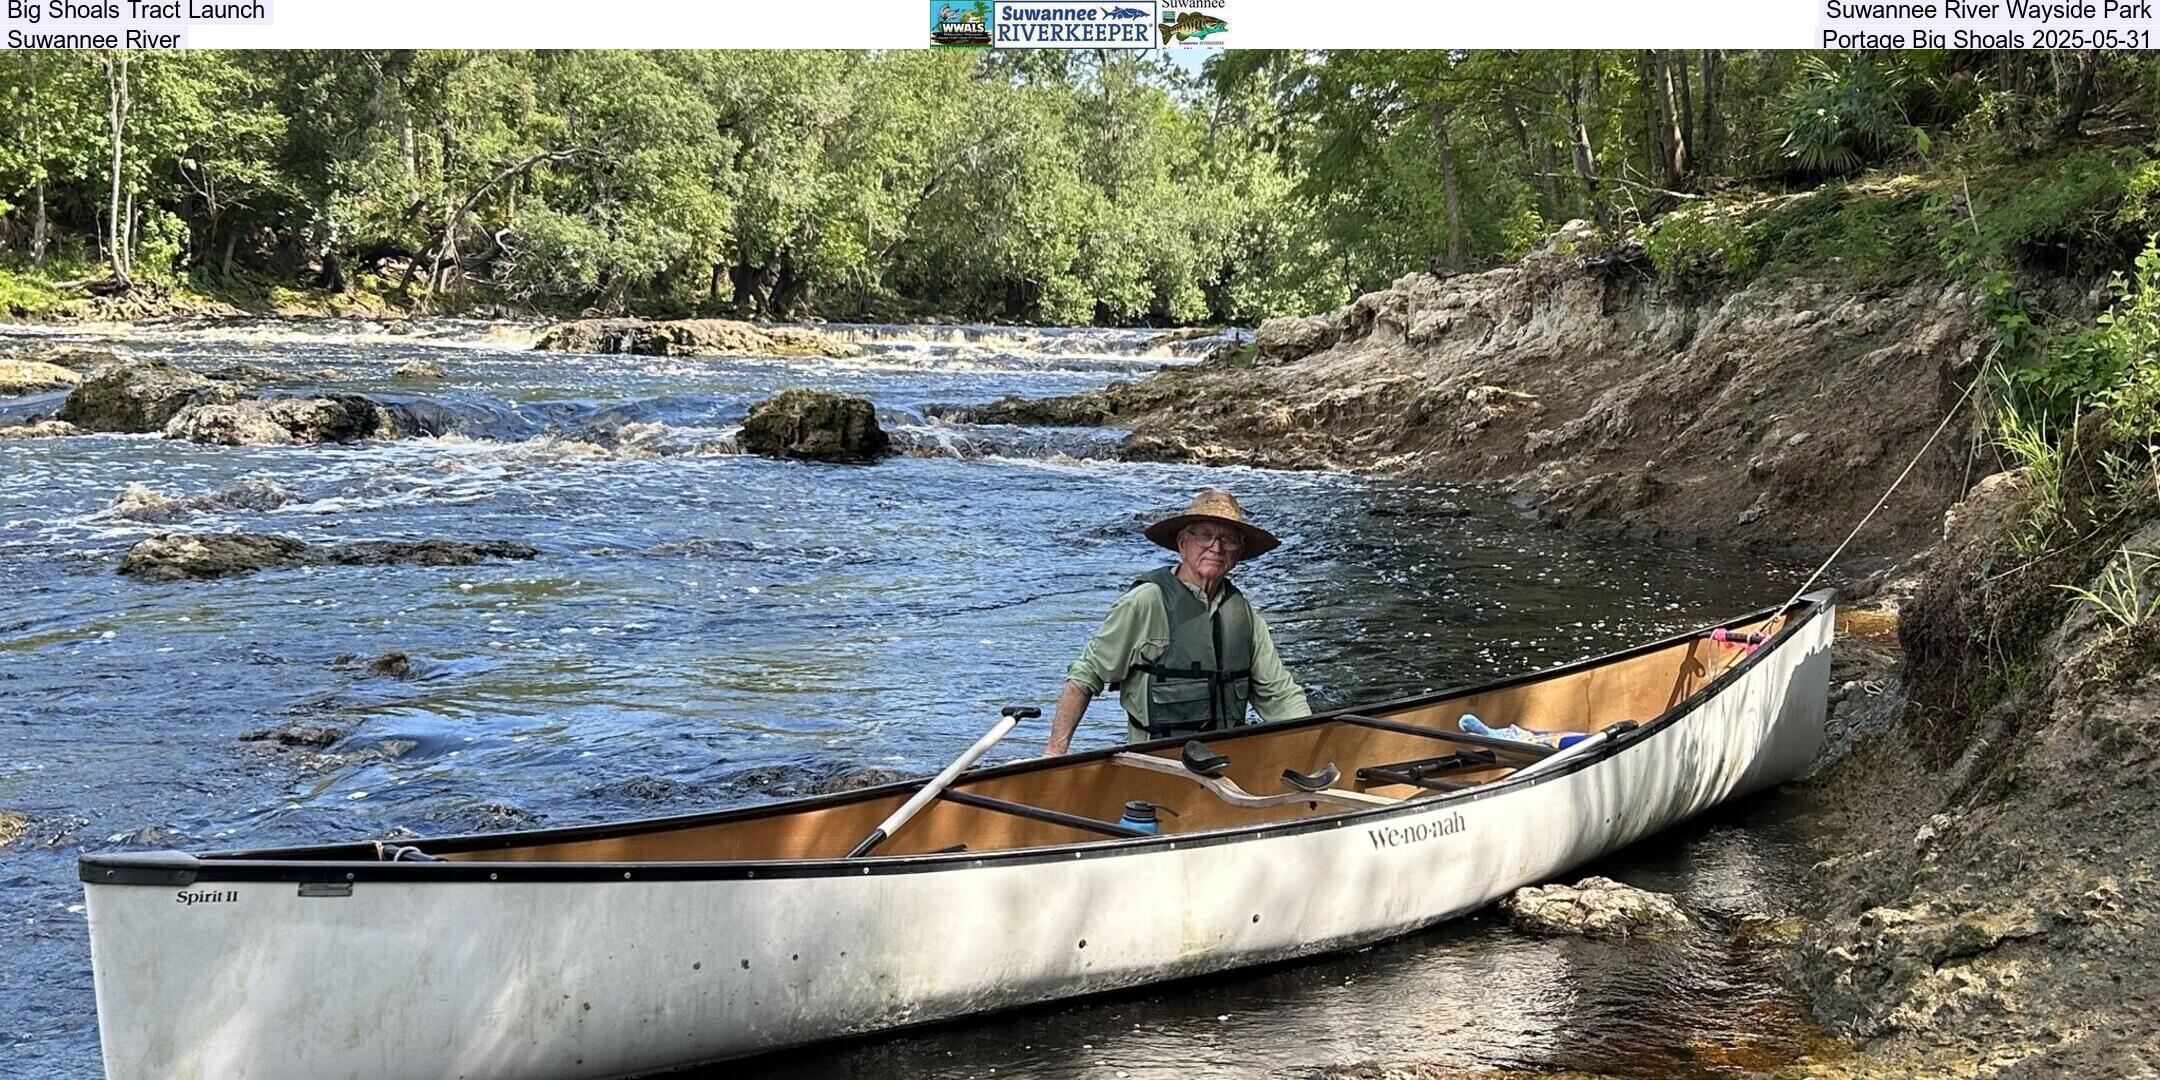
[1181,740,1232,777]
[1280,763,1341,793]
[1112,752,1396,811]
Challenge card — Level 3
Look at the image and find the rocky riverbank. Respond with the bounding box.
[1789,449,2160,1078]
[935,223,1984,559]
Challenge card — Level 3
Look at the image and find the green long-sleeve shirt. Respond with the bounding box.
[1065,576,1312,741]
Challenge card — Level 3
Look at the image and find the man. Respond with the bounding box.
[1044,489,1312,755]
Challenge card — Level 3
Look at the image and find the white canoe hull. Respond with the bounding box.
[84,599,1832,1080]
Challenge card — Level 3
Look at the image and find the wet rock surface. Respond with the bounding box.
[105,479,299,523]
[117,533,539,581]
[738,388,890,462]
[0,357,84,394]
[534,317,857,359]
[0,419,82,439]
[56,358,243,433]
[164,394,400,445]
[1502,875,1693,938]
[392,359,447,379]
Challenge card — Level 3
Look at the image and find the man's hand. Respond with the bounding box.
[1045,681,1091,756]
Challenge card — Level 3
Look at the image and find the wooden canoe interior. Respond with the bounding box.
[418,614,1776,866]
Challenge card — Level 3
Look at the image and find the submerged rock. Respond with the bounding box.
[928,392,1117,427]
[738,389,890,463]
[238,722,346,748]
[117,533,538,581]
[105,479,299,523]
[205,362,288,386]
[0,357,84,394]
[329,539,539,567]
[0,419,83,439]
[533,317,857,359]
[164,394,396,445]
[392,359,447,379]
[1501,876,1692,938]
[365,650,415,679]
[56,358,243,433]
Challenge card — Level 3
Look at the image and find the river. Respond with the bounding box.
[0,319,1818,1078]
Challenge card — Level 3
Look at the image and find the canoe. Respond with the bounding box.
[81,590,1835,1080]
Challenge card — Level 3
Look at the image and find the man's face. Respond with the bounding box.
[1177,522,1245,579]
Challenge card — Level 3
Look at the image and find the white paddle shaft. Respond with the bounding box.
[847,712,1022,857]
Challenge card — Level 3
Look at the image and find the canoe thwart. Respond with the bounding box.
[940,790,1150,839]
[1355,748,1499,792]
[1111,752,1397,810]
[1338,714,1558,758]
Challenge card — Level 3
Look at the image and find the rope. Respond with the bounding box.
[1774,362,1989,620]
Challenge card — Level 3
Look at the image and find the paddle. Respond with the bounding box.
[845,705,1038,858]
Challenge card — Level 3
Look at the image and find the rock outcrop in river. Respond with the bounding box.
[164,394,399,445]
[534,317,858,359]
[937,223,1982,557]
[118,533,539,581]
[1502,876,1692,938]
[739,389,890,462]
[56,358,243,433]
[0,357,83,394]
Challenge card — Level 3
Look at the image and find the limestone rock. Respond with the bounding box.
[117,533,311,581]
[164,395,395,445]
[1254,314,1339,362]
[534,318,857,359]
[117,533,538,581]
[57,359,242,433]
[738,389,890,463]
[0,357,84,394]
[105,479,299,523]
[0,419,82,439]
[1501,876,1692,938]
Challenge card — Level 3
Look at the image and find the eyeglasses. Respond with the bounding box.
[1182,531,1244,553]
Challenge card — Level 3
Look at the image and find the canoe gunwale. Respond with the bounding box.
[79,590,1835,886]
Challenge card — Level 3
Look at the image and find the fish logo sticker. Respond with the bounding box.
[1158,4,1228,47]
[930,0,994,47]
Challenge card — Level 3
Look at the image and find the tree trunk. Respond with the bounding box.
[30,178,46,267]
[1431,99,1464,273]
[222,231,238,278]
[1636,53,1666,183]
[1698,50,1724,173]
[102,51,131,288]
[1655,50,1690,186]
[1565,55,1610,230]
[2050,53,2099,143]
[319,251,348,293]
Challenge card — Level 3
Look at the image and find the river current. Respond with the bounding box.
[1,319,1815,1078]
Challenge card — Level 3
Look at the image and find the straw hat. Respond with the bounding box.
[1143,489,1280,558]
